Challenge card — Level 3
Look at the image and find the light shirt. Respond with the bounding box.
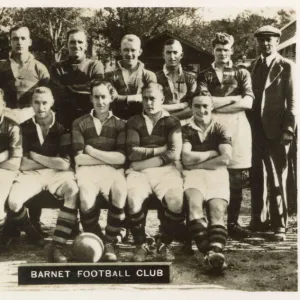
[90,109,113,136]
[32,110,55,145]
[188,117,214,143]
[260,53,277,67]
[142,110,170,135]
[118,60,142,88]
[211,60,233,83]
[163,64,186,101]
[0,113,4,126]
[10,54,36,100]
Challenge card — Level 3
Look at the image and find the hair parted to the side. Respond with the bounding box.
[121,34,141,48]
[90,80,117,101]
[141,82,164,95]
[32,86,55,102]
[190,89,213,106]
[212,32,234,48]
[9,25,30,38]
[66,28,87,42]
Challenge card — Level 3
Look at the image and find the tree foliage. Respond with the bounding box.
[8,8,84,64]
[87,7,198,63]
[0,7,296,65]
[169,9,295,60]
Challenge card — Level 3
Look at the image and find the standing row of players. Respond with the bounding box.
[0,25,295,272]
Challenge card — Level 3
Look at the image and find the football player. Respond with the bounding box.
[182,92,232,272]
[126,82,184,262]
[72,80,127,262]
[7,87,79,262]
[106,34,157,120]
[0,89,22,249]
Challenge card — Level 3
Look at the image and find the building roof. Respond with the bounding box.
[280,19,296,44]
[278,36,296,51]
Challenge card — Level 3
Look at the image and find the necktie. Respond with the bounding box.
[262,57,268,79]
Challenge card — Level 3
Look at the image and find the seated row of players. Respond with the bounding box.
[0,27,252,242]
[0,81,231,272]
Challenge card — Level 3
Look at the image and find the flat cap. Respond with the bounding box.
[254,25,281,37]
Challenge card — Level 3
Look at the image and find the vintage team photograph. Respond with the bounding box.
[0,6,297,291]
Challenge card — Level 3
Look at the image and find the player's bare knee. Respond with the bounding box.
[8,198,22,213]
[64,190,78,209]
[127,189,145,214]
[207,198,227,224]
[164,189,183,214]
[188,203,204,221]
[79,188,96,213]
[111,179,127,208]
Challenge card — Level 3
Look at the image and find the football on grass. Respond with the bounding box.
[71,232,104,262]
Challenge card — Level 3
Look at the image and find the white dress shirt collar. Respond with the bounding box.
[32,110,55,145]
[260,53,277,67]
[188,117,214,143]
[142,109,170,135]
[90,109,113,136]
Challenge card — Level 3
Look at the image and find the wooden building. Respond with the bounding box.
[140,31,214,74]
[278,20,296,62]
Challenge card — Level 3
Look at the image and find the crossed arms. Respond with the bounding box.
[0,150,21,171]
[20,152,70,171]
[182,142,232,170]
[127,125,182,171]
[74,146,126,168]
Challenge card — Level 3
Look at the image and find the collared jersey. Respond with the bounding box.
[0,115,22,158]
[196,61,253,169]
[197,61,254,99]
[156,65,196,104]
[0,55,50,109]
[21,113,70,159]
[50,56,104,110]
[72,112,126,157]
[105,60,157,120]
[182,119,231,152]
[126,112,181,165]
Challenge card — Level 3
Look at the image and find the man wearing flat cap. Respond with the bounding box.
[248,25,296,241]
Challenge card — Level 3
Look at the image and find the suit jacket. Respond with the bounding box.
[249,53,295,140]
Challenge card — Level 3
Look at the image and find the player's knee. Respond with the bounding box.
[111,178,127,208]
[185,188,203,203]
[164,189,183,213]
[64,181,79,198]
[127,189,145,214]
[79,187,96,213]
[8,197,23,213]
[207,198,227,222]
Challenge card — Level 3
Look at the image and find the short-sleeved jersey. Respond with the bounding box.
[0,115,22,158]
[72,112,126,157]
[105,61,157,120]
[21,115,70,159]
[156,66,197,104]
[126,113,181,165]
[196,63,254,99]
[50,56,104,110]
[182,120,231,152]
[0,55,50,109]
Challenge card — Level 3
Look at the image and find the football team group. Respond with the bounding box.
[0,23,295,273]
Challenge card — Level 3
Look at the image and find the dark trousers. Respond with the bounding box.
[250,124,289,230]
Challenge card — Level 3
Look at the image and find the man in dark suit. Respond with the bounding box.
[249,25,296,241]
